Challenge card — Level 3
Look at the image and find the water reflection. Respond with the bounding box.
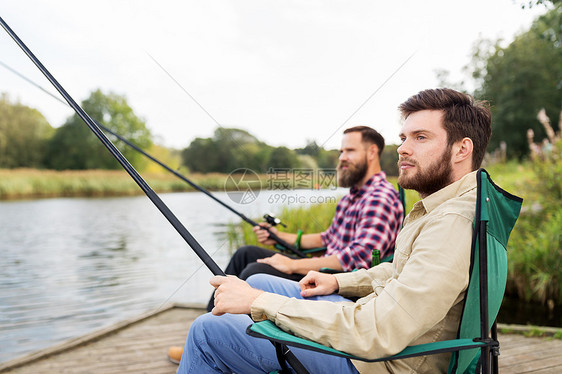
[499,296,562,328]
[0,189,343,363]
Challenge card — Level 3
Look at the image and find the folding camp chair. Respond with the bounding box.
[247,169,522,374]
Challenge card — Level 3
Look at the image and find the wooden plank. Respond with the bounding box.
[498,335,562,374]
[1,305,560,373]
[0,304,205,374]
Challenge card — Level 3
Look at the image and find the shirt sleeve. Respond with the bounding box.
[250,211,472,359]
[335,194,401,271]
[320,197,346,247]
[334,262,394,298]
[320,226,332,247]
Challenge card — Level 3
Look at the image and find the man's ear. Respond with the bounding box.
[453,137,473,164]
[367,144,379,161]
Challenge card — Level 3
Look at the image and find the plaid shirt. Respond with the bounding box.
[320,172,403,271]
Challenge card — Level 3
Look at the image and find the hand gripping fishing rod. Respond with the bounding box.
[0,16,224,276]
[0,59,305,259]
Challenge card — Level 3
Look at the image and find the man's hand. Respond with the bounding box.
[253,223,277,246]
[257,253,294,274]
[299,271,339,298]
[210,276,264,316]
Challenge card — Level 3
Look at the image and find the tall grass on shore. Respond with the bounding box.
[0,168,228,199]
[490,140,561,308]
[227,160,561,307]
[226,201,339,253]
[226,177,419,252]
[0,169,340,200]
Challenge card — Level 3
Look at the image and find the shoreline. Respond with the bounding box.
[0,168,341,200]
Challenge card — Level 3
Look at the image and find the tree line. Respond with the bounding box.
[0,90,349,174]
[0,89,401,175]
[438,3,561,159]
[1,4,559,172]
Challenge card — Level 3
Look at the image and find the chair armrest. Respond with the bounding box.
[247,320,489,363]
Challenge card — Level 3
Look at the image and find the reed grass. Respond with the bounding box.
[0,169,339,199]
[227,162,561,307]
[3,163,559,306]
[226,201,338,251]
[0,168,231,199]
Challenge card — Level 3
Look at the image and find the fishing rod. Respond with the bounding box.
[98,124,305,257]
[0,59,306,258]
[2,19,308,371]
[0,16,225,276]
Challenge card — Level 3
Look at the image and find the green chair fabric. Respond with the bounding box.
[247,169,522,374]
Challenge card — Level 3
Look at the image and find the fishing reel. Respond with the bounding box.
[263,213,287,228]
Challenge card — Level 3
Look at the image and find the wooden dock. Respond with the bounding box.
[1,304,560,373]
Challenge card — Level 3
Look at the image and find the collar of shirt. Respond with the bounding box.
[406,170,478,223]
[349,171,387,199]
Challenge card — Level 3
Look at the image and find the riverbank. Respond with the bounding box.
[0,168,341,200]
[0,168,234,199]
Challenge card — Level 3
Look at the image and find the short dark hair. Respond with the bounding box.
[343,126,385,157]
[398,88,492,170]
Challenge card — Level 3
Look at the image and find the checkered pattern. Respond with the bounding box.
[321,172,403,271]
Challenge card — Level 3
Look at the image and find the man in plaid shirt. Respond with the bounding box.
[241,126,403,276]
[320,169,403,272]
[200,126,403,311]
[169,125,403,363]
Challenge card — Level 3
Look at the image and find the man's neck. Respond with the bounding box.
[354,165,381,189]
[449,165,474,186]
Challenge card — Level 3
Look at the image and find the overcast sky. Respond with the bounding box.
[0,1,548,150]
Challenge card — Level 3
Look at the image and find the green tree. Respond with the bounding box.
[296,140,339,169]
[296,140,321,158]
[380,145,399,176]
[520,0,561,8]
[182,128,271,173]
[472,5,561,159]
[0,93,54,168]
[316,148,339,169]
[266,146,301,169]
[182,137,221,173]
[44,89,152,170]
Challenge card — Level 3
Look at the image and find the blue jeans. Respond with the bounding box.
[178,274,360,374]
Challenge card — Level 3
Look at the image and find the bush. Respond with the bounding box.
[505,138,562,306]
[226,201,338,252]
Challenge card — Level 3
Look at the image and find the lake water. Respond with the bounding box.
[0,188,343,364]
[1,188,559,364]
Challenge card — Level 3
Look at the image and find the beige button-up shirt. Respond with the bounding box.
[251,171,477,373]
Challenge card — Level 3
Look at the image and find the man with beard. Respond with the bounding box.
[176,88,493,374]
[167,126,403,363]
[203,125,404,311]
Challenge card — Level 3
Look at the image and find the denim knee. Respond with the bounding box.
[246,273,273,289]
[189,313,214,342]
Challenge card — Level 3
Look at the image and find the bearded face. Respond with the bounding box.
[338,155,368,188]
[398,145,453,197]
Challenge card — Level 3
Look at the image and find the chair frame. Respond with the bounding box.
[247,169,523,374]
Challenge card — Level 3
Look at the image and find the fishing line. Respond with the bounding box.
[0,16,224,276]
[146,53,339,248]
[146,52,223,128]
[0,58,305,258]
[156,244,225,313]
[0,19,319,371]
[320,51,417,148]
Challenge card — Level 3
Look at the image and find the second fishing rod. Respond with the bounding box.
[101,123,306,258]
[0,58,305,258]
